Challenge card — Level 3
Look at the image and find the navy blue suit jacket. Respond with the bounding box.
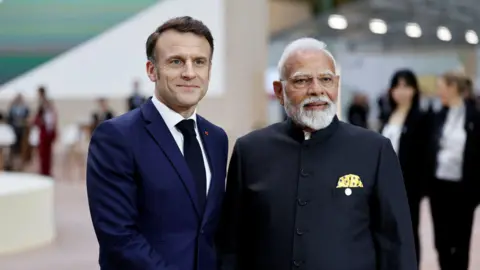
[87,99,229,270]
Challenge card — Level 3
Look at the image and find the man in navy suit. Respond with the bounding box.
[87,16,229,270]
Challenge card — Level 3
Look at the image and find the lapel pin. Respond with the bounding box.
[204,131,209,136]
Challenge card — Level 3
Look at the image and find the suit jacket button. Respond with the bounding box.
[296,228,304,235]
[293,260,302,267]
[300,169,309,177]
[297,199,308,206]
[200,230,204,234]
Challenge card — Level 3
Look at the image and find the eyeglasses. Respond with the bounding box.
[281,74,338,90]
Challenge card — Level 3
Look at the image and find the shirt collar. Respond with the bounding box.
[151,95,197,130]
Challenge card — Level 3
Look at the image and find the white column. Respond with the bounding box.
[222,0,269,140]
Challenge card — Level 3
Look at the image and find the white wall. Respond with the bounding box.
[337,51,462,98]
[0,0,225,100]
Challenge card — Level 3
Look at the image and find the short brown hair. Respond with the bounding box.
[441,71,471,94]
[146,16,214,61]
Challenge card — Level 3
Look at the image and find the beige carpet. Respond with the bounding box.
[0,168,478,269]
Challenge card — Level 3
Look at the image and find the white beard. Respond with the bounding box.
[283,93,337,130]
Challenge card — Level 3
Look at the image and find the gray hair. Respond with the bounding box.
[277,38,337,80]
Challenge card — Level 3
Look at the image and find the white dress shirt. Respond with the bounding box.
[152,96,212,195]
[436,104,467,181]
[304,131,311,140]
[382,123,402,154]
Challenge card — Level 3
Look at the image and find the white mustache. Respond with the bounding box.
[300,96,332,107]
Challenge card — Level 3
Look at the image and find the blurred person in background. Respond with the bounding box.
[428,72,480,270]
[7,93,30,170]
[379,69,430,266]
[347,92,369,128]
[377,92,391,125]
[0,111,13,170]
[87,16,228,270]
[464,77,480,110]
[127,79,146,111]
[217,38,416,270]
[34,86,57,176]
[90,98,114,133]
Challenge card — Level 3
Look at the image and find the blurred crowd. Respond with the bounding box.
[0,80,147,178]
[346,69,480,269]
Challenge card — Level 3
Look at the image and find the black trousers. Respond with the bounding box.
[404,177,425,267]
[430,179,476,270]
[407,193,422,267]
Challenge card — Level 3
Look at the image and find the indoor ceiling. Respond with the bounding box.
[271,0,480,49]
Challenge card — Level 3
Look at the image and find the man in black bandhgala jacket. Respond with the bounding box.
[216,38,417,270]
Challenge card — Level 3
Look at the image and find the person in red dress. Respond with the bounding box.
[34,86,57,176]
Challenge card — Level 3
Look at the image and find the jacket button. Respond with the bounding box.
[300,169,309,177]
[297,199,308,206]
[296,228,304,235]
[200,230,204,234]
[293,260,302,267]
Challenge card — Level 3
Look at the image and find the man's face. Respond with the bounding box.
[273,50,339,130]
[133,81,140,93]
[38,90,46,101]
[146,30,211,113]
[98,99,107,110]
[14,94,23,104]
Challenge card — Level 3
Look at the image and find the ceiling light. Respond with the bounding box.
[437,26,451,41]
[328,14,348,30]
[465,30,478,44]
[405,23,422,38]
[369,19,387,34]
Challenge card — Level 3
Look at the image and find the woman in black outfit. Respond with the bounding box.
[428,72,480,270]
[379,69,430,266]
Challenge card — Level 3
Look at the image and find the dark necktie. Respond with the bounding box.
[176,119,207,212]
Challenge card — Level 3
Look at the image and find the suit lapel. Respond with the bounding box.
[141,100,201,217]
[197,116,220,225]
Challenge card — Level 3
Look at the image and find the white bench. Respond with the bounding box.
[0,172,55,254]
